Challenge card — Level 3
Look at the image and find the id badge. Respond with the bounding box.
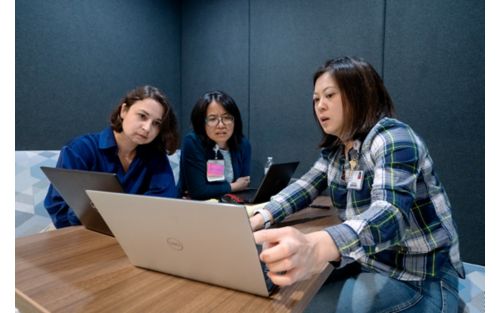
[347,170,364,190]
[207,159,225,182]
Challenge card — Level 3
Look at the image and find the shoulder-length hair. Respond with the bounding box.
[110,85,180,154]
[190,90,244,150]
[313,56,395,149]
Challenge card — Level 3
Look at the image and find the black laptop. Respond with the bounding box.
[232,161,299,204]
[40,166,123,236]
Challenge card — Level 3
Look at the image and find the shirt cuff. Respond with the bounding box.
[265,200,288,224]
[324,223,364,262]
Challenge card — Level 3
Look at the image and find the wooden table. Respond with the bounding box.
[16,197,340,313]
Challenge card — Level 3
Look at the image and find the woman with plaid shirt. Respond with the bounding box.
[251,57,464,312]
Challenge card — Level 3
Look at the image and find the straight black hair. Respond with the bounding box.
[190,90,244,150]
[313,56,395,149]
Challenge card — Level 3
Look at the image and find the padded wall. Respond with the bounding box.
[249,0,385,181]
[15,0,181,149]
[180,0,250,138]
[384,0,485,265]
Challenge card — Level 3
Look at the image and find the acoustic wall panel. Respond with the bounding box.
[180,0,249,136]
[16,0,181,150]
[249,0,385,181]
[384,0,484,264]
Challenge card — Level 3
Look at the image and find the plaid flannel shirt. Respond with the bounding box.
[266,118,465,280]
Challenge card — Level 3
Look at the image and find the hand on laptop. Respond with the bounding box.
[230,176,250,192]
[253,227,340,286]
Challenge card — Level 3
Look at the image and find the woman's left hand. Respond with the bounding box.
[250,213,264,231]
[231,176,250,192]
[254,227,340,286]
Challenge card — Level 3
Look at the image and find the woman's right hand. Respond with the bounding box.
[254,228,339,286]
[231,176,250,192]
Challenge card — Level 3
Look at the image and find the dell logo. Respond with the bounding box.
[166,237,184,251]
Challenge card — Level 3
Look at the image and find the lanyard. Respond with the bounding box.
[213,144,220,160]
[207,145,224,182]
[346,140,363,190]
[348,140,361,171]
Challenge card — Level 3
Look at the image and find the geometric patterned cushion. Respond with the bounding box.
[15,150,59,237]
[15,150,181,238]
[459,262,485,313]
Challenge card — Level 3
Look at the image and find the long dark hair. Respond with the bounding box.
[190,90,244,150]
[110,85,180,154]
[313,56,395,149]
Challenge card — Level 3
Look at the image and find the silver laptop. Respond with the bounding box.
[86,190,278,297]
[41,166,123,236]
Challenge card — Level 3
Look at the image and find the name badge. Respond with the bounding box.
[347,170,364,190]
[207,159,225,182]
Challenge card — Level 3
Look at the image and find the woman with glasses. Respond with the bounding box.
[179,90,251,200]
[44,85,180,228]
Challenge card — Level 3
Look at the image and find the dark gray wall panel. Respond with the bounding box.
[180,0,249,136]
[384,0,484,264]
[16,0,181,150]
[249,0,385,181]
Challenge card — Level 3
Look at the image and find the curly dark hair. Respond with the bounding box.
[110,85,179,154]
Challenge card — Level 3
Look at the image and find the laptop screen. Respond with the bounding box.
[232,161,299,204]
[41,166,123,236]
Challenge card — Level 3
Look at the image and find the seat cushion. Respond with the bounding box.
[15,150,60,237]
[459,262,485,313]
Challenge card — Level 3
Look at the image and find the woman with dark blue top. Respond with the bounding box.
[179,90,251,200]
[44,85,180,228]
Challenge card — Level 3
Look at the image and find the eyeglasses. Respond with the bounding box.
[205,115,234,127]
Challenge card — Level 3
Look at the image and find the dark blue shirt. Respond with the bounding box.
[179,131,251,200]
[44,127,177,228]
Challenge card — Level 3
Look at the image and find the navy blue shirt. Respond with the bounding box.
[179,131,251,200]
[44,127,177,228]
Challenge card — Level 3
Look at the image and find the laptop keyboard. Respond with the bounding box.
[256,244,278,294]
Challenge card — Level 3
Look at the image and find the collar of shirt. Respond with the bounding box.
[98,127,118,150]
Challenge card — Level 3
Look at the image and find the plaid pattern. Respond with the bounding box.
[266,118,464,281]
